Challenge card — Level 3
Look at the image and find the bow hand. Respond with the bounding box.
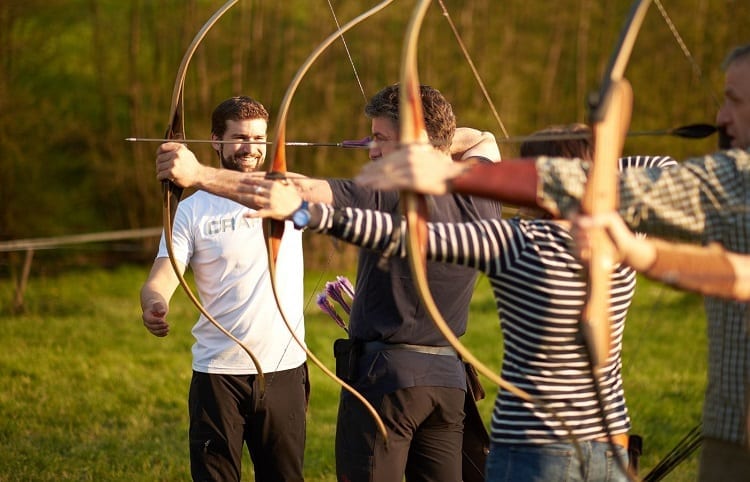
[243,177,302,221]
[156,142,205,188]
[355,143,457,194]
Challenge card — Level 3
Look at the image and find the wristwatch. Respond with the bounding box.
[291,200,311,230]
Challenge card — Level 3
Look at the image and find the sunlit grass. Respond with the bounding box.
[0,266,705,481]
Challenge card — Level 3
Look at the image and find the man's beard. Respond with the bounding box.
[220,152,262,172]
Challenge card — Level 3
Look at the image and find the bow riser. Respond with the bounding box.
[266,130,288,265]
[580,0,650,369]
[581,79,633,368]
[264,219,285,266]
[162,84,185,229]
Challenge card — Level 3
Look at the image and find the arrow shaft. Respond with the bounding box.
[126,137,372,147]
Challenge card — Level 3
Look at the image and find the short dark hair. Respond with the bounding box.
[211,96,269,138]
[364,84,456,153]
[520,123,593,160]
[722,44,750,71]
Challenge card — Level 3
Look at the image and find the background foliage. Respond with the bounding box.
[1,0,747,254]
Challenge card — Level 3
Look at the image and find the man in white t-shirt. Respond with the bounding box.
[140,96,307,482]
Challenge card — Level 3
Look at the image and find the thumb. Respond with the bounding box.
[150,300,168,317]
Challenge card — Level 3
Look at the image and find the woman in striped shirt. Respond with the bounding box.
[247,125,675,481]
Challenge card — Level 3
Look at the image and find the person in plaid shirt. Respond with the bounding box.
[353,43,750,480]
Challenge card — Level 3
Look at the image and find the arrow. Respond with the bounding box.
[126,137,373,148]
[628,123,717,138]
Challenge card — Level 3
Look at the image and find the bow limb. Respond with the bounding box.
[263,0,395,443]
[161,0,267,393]
[398,4,590,463]
[163,0,240,195]
[580,0,651,370]
[398,0,540,405]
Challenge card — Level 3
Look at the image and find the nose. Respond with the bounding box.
[716,102,730,127]
[369,143,382,161]
[240,143,261,157]
[235,142,250,154]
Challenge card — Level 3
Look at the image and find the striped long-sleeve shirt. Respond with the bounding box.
[539,147,750,445]
[311,205,633,444]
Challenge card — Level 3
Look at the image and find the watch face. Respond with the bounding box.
[293,207,311,229]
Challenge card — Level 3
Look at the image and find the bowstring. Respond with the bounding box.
[271,0,374,376]
[436,0,510,139]
[326,0,368,103]
[653,0,721,108]
[270,239,343,379]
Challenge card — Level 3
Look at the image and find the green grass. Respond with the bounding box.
[0,266,705,481]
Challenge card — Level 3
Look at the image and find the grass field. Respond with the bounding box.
[0,264,706,481]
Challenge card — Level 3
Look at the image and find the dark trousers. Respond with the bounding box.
[188,365,308,482]
[336,385,465,482]
[699,437,750,481]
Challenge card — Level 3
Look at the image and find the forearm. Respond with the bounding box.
[308,204,403,253]
[194,168,331,208]
[449,159,543,208]
[140,258,181,311]
[642,240,745,300]
[193,166,257,204]
[308,204,498,273]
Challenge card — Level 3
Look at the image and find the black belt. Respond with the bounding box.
[361,340,458,357]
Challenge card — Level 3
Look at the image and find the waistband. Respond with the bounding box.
[594,433,629,450]
[361,340,458,357]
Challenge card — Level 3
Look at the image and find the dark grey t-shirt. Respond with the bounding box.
[328,178,503,395]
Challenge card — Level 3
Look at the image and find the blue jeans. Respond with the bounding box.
[486,440,630,482]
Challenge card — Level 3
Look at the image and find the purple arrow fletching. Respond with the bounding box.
[340,136,372,148]
[317,293,348,332]
[326,282,352,315]
[336,276,356,300]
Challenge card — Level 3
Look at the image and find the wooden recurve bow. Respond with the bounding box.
[396,2,600,469]
[579,1,652,480]
[263,0,395,443]
[398,0,547,406]
[161,0,266,393]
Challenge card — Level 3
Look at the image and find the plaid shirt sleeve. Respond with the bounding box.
[538,149,750,244]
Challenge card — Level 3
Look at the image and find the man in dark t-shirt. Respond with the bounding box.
[312,84,502,482]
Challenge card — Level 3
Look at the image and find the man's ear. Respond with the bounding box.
[211,135,222,159]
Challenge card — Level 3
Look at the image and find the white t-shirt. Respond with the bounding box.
[157,190,306,374]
